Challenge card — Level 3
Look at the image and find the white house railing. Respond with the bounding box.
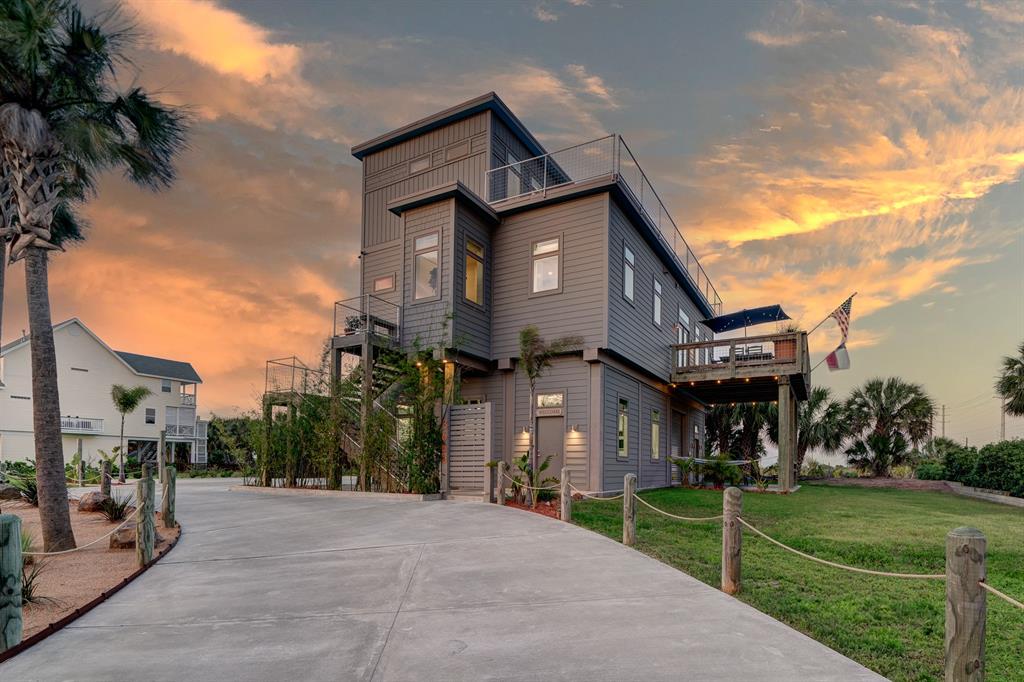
[166,423,195,438]
[60,416,104,433]
[486,134,723,316]
[180,393,196,406]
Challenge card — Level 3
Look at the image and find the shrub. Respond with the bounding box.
[702,454,742,488]
[890,464,914,479]
[915,460,945,480]
[940,441,979,483]
[801,458,832,480]
[8,473,38,505]
[100,494,135,522]
[968,440,1024,497]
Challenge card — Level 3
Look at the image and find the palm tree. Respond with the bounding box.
[704,405,737,457]
[111,384,152,483]
[0,0,187,550]
[766,386,846,475]
[995,342,1024,417]
[843,377,934,476]
[735,402,771,466]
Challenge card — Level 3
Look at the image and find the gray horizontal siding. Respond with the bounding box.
[361,246,402,307]
[402,201,453,348]
[451,204,491,359]
[491,194,608,358]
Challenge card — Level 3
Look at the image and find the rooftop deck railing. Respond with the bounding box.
[671,332,806,377]
[486,135,723,316]
[333,294,401,343]
[60,416,103,434]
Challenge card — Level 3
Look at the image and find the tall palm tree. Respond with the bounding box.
[704,404,737,457]
[995,342,1024,417]
[111,384,152,483]
[0,0,187,550]
[767,386,847,475]
[735,402,771,465]
[843,377,934,476]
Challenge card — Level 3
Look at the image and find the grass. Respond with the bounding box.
[573,484,1024,682]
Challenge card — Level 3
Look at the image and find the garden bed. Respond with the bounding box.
[502,499,561,519]
[3,498,179,641]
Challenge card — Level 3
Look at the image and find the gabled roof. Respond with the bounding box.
[351,92,546,161]
[1,318,202,384]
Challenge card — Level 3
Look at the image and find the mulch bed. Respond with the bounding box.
[502,500,561,519]
[811,477,955,492]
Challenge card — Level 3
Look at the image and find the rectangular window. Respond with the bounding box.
[617,398,629,458]
[161,379,172,393]
[651,410,661,460]
[623,245,634,302]
[532,237,560,294]
[414,233,440,300]
[536,393,564,408]
[465,239,484,305]
[409,156,430,174]
[653,280,662,326]
[677,309,690,367]
[373,274,395,293]
[145,408,156,424]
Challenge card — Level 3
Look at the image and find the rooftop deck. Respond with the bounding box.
[486,134,723,317]
[671,331,810,403]
[331,294,401,354]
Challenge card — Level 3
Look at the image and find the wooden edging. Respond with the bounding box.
[0,523,182,664]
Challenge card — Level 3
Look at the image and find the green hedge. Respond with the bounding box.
[915,460,945,480]
[967,440,1024,497]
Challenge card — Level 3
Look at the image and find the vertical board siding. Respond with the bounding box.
[452,204,492,359]
[491,118,536,169]
[607,199,708,381]
[361,247,403,306]
[491,194,608,358]
[460,374,504,462]
[402,201,453,348]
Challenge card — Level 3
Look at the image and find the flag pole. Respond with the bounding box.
[807,291,857,335]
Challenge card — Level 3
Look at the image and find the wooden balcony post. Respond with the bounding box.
[777,377,797,491]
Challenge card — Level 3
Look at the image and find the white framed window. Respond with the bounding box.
[653,279,662,326]
[465,239,484,305]
[536,392,564,408]
[414,233,440,301]
[145,408,156,425]
[623,245,635,302]
[409,156,430,174]
[617,398,629,458]
[373,274,395,293]
[161,379,172,393]
[677,309,690,367]
[531,236,560,294]
[651,409,661,460]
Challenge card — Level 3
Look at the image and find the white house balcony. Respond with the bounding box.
[61,416,104,434]
[180,393,196,406]
[166,423,195,438]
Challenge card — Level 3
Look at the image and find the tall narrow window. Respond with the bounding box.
[623,245,635,302]
[532,237,560,294]
[161,378,172,393]
[414,233,440,300]
[145,408,156,425]
[677,309,690,367]
[651,409,661,460]
[465,239,484,305]
[617,398,629,458]
[653,279,662,326]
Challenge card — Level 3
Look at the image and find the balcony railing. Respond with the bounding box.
[486,134,723,316]
[671,332,807,377]
[60,416,104,434]
[166,423,195,438]
[333,294,401,343]
[180,393,196,406]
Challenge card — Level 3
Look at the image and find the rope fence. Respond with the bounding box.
[634,494,723,522]
[567,482,624,501]
[499,469,559,492]
[22,507,141,557]
[980,581,1024,611]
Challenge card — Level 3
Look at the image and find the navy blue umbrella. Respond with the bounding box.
[702,305,791,334]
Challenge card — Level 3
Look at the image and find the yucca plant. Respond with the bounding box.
[99,493,134,522]
[22,561,54,606]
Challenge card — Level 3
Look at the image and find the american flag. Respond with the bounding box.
[830,295,854,343]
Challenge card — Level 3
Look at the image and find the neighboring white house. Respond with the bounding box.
[0,318,207,467]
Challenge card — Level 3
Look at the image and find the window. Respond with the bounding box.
[465,239,484,305]
[617,398,629,458]
[409,156,430,174]
[145,408,156,425]
[373,274,395,293]
[532,237,560,294]
[161,379,172,393]
[414,233,440,300]
[653,279,662,326]
[537,393,564,408]
[677,309,690,367]
[623,246,635,302]
[651,410,661,460]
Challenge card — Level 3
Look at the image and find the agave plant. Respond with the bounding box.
[99,493,134,522]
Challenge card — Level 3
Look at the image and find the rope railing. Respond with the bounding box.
[634,493,723,522]
[567,482,624,501]
[22,507,141,557]
[499,469,560,492]
[980,581,1024,611]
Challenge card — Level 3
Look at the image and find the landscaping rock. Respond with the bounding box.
[109,522,136,549]
[0,483,20,500]
[78,491,111,512]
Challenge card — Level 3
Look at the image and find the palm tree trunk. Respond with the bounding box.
[25,249,75,551]
[119,414,126,483]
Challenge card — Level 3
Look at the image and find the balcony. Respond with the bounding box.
[61,416,104,434]
[671,331,810,403]
[166,423,195,438]
[332,294,401,349]
[486,135,723,316]
[180,393,196,406]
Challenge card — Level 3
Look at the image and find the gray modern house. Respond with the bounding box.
[335,92,809,495]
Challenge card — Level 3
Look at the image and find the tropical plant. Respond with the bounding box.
[20,529,34,566]
[99,493,134,522]
[21,561,54,606]
[513,452,558,507]
[671,456,698,485]
[843,378,934,476]
[0,0,187,551]
[995,342,1024,417]
[704,405,737,457]
[734,402,770,470]
[110,385,153,483]
[767,386,847,477]
[9,471,39,505]
[701,453,742,488]
[517,326,581,502]
[969,439,1024,497]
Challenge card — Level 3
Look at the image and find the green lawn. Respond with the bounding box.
[573,484,1024,682]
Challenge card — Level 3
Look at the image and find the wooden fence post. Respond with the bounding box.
[496,461,507,506]
[945,527,986,682]
[100,460,111,497]
[623,473,637,546]
[162,466,177,529]
[0,514,23,653]
[722,486,742,595]
[136,465,155,567]
[484,463,496,503]
[560,467,571,522]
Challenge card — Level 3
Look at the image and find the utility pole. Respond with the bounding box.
[941,404,946,439]
[1001,396,1006,441]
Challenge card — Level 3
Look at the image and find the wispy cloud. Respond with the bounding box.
[533,5,559,22]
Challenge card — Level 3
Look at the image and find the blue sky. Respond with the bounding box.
[2,0,1021,443]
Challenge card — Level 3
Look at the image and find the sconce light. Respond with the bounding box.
[521,427,529,434]
[570,424,580,433]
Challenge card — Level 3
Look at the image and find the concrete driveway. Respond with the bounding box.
[1,479,883,681]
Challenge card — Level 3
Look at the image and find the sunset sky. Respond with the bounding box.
[2,0,1021,445]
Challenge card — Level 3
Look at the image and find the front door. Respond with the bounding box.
[535,416,565,481]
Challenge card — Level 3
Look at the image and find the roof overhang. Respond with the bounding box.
[387,181,498,224]
[351,92,546,161]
